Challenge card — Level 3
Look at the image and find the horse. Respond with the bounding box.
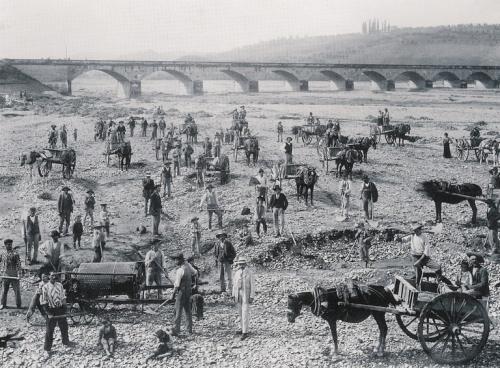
[60,149,77,179]
[181,124,198,144]
[335,148,362,179]
[287,283,397,357]
[295,166,319,206]
[416,180,482,224]
[20,151,42,178]
[478,139,499,165]
[347,137,377,162]
[118,142,132,171]
[388,124,411,147]
[243,137,259,166]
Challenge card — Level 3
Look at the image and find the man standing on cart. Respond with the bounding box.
[145,241,165,299]
[284,137,293,164]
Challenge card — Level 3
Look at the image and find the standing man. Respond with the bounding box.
[41,272,74,357]
[84,190,96,232]
[401,224,442,289]
[214,232,236,293]
[232,256,255,341]
[160,161,173,198]
[142,172,155,217]
[60,125,68,148]
[277,121,284,143]
[463,254,490,298]
[172,144,182,177]
[170,253,196,336]
[149,185,163,236]
[355,223,373,268]
[159,117,166,138]
[58,186,74,236]
[284,137,293,164]
[199,184,222,230]
[239,106,247,121]
[39,230,66,276]
[339,173,352,219]
[254,168,268,208]
[116,121,126,143]
[0,239,22,310]
[141,118,148,137]
[203,137,213,157]
[22,207,41,264]
[144,241,165,299]
[191,216,201,256]
[183,142,194,168]
[269,185,288,238]
[128,117,136,137]
[383,108,390,126]
[150,120,158,141]
[360,175,378,220]
[254,196,267,237]
[485,200,500,254]
[99,203,110,237]
[213,133,222,158]
[48,125,58,148]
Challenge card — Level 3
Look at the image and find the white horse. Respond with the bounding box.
[20,151,42,180]
[478,139,499,165]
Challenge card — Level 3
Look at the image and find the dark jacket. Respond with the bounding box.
[470,267,490,297]
[269,193,288,210]
[25,215,40,236]
[58,193,74,213]
[85,195,96,211]
[149,192,162,216]
[215,240,236,263]
[284,142,292,154]
[73,222,84,236]
[143,178,155,198]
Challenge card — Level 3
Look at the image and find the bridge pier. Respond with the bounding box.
[248,80,259,93]
[193,80,204,95]
[425,80,433,88]
[460,80,468,88]
[299,80,309,91]
[386,80,395,91]
[345,79,354,91]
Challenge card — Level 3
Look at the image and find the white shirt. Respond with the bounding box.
[174,262,198,288]
[40,239,65,263]
[339,180,352,196]
[403,234,429,257]
[232,267,255,304]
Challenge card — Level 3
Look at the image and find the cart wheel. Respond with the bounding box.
[302,133,312,145]
[417,292,489,365]
[397,314,441,342]
[69,303,94,325]
[385,134,395,145]
[38,161,51,177]
[456,142,469,161]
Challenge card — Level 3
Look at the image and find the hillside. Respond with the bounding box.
[182,24,500,65]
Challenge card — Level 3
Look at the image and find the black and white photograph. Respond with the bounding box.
[1,0,500,366]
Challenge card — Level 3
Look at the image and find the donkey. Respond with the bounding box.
[295,166,319,206]
[244,137,259,166]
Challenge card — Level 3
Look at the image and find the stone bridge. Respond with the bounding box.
[2,59,500,97]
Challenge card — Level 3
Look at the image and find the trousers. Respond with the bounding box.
[173,292,192,334]
[219,262,233,292]
[1,279,21,308]
[362,199,373,220]
[59,212,71,234]
[152,215,161,235]
[273,208,285,234]
[191,232,201,255]
[27,234,40,262]
[44,307,69,351]
[255,219,267,235]
[237,302,250,333]
[208,209,222,229]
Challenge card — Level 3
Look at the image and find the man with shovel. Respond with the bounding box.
[0,239,22,310]
[145,241,165,299]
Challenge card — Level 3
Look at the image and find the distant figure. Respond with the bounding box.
[128,117,136,137]
[443,132,452,159]
[383,108,390,126]
[277,121,283,142]
[48,125,58,148]
[360,175,377,220]
[116,121,126,143]
[284,137,293,164]
[159,118,166,137]
[60,125,67,148]
[149,185,163,235]
[92,226,106,263]
[58,186,74,236]
[73,128,78,142]
[191,216,201,256]
[150,120,158,141]
[141,118,148,137]
[72,215,83,250]
[306,112,314,125]
[355,223,373,268]
[339,173,352,218]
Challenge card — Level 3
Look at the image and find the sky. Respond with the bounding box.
[1,0,499,59]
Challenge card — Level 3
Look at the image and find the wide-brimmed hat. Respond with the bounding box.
[467,252,485,264]
[51,124,56,128]
[169,252,185,261]
[411,224,423,232]
[29,207,36,212]
[215,231,227,239]
[273,185,281,191]
[4,239,13,245]
[286,137,292,141]
[362,174,369,181]
[86,190,94,194]
[50,230,60,238]
[235,256,247,265]
[61,186,71,191]
[190,216,199,222]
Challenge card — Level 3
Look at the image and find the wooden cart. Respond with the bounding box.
[38,148,76,179]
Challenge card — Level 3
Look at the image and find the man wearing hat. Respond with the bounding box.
[99,203,110,237]
[84,190,96,231]
[144,241,165,299]
[141,117,148,137]
[170,253,197,336]
[160,161,173,198]
[463,253,490,298]
[484,199,500,254]
[149,184,163,235]
[58,186,74,236]
[254,195,267,237]
[48,125,58,148]
[39,230,66,276]
[214,232,236,293]
[0,239,22,310]
[239,106,246,121]
[158,117,166,137]
[284,137,293,164]
[213,132,222,158]
[254,168,268,208]
[232,256,254,341]
[172,144,182,177]
[203,137,212,157]
[355,222,373,268]
[269,185,288,238]
[277,121,284,143]
[360,175,378,220]
[199,184,222,230]
[22,206,41,264]
[143,172,155,217]
[182,142,194,168]
[402,224,442,289]
[150,119,158,141]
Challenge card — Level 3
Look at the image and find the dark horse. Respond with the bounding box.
[287,283,397,357]
[295,166,319,206]
[335,148,362,179]
[388,124,411,147]
[416,180,482,224]
[348,136,377,163]
[243,137,259,165]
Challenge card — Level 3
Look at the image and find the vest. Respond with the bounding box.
[178,263,193,301]
[26,215,40,236]
[285,142,292,154]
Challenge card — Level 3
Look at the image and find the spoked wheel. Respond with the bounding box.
[69,303,94,325]
[38,161,51,177]
[417,292,490,365]
[397,314,441,342]
[302,132,312,145]
[385,134,395,145]
[456,141,469,161]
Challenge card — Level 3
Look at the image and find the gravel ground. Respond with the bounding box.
[0,86,500,367]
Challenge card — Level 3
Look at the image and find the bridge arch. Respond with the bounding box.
[220,69,251,92]
[141,69,196,94]
[467,72,497,88]
[432,71,461,88]
[272,70,300,91]
[71,69,132,97]
[394,71,427,89]
[363,70,391,90]
[320,70,347,90]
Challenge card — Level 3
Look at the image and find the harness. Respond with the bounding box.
[312,286,329,317]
